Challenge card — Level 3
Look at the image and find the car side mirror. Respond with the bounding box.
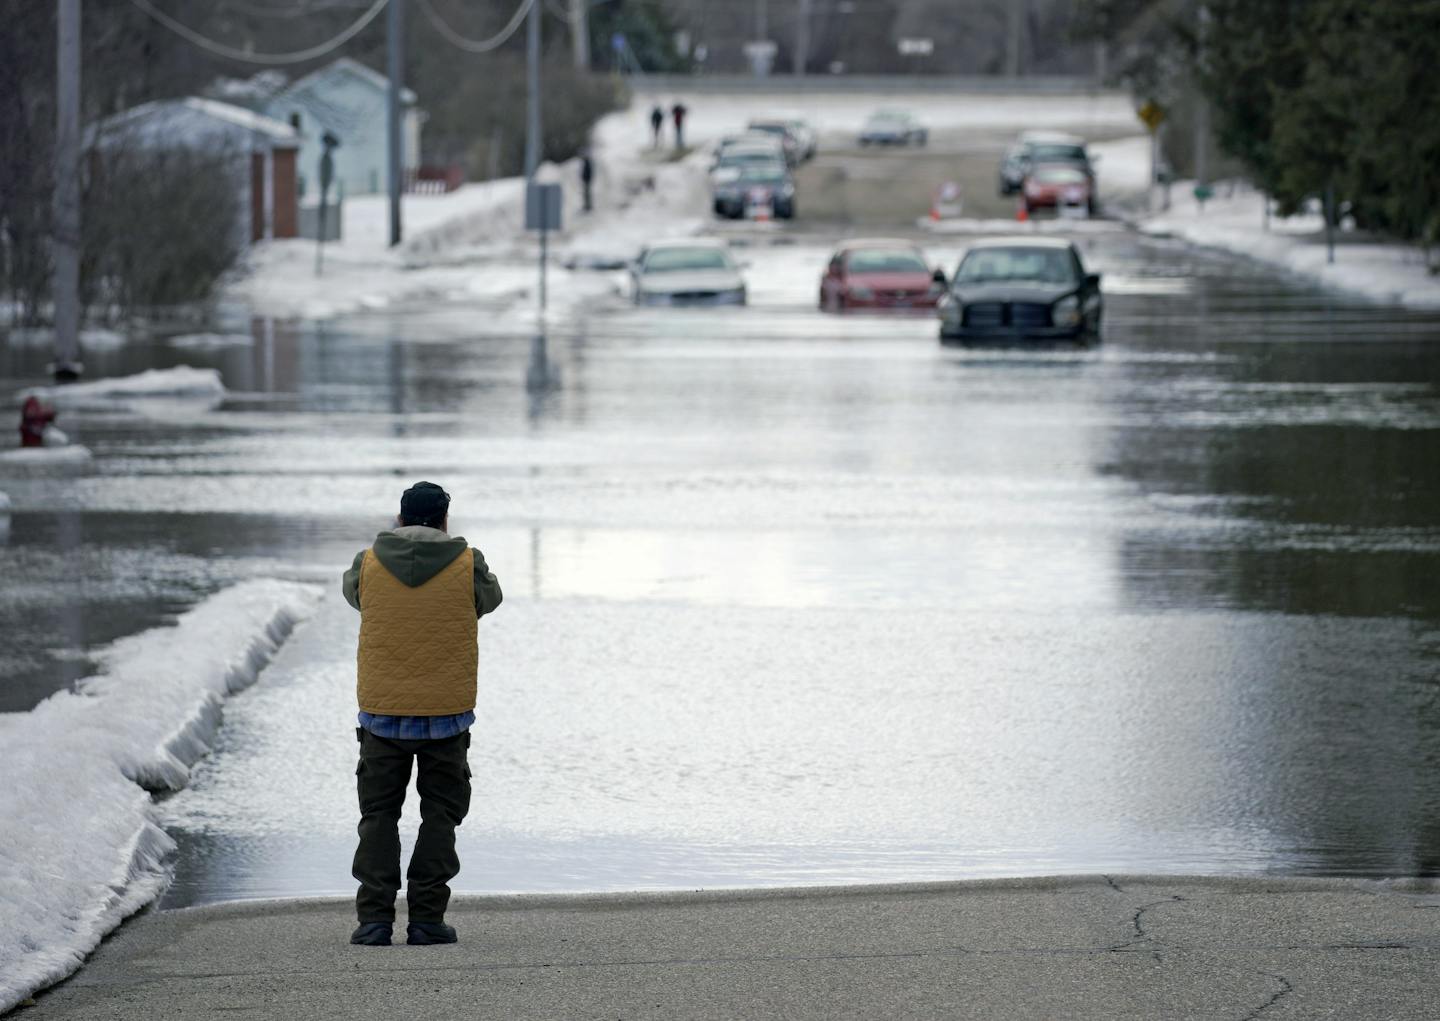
[932,268,946,285]
[1085,273,1101,288]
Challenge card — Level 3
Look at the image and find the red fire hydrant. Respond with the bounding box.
[19,396,56,447]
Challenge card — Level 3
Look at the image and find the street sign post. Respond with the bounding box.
[1138,100,1169,213]
[1138,100,1165,133]
[526,182,563,317]
[316,131,340,276]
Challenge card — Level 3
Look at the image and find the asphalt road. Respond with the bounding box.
[26,877,1440,1019]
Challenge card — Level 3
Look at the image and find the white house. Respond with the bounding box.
[85,97,300,250]
[263,57,423,199]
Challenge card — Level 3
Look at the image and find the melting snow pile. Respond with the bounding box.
[166,332,253,351]
[0,445,94,470]
[1139,181,1440,309]
[0,579,321,1013]
[24,366,226,403]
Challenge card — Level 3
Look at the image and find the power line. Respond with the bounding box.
[221,0,378,21]
[128,0,389,64]
[416,0,536,53]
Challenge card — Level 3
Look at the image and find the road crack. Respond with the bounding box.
[1240,970,1293,1020]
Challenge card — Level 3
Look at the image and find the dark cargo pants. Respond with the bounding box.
[352,727,471,924]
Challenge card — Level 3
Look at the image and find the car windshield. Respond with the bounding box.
[954,248,1077,285]
[748,123,786,135]
[847,249,929,274]
[1033,167,1086,184]
[1029,143,1087,163]
[868,111,906,124]
[720,149,780,165]
[738,164,787,183]
[643,248,732,273]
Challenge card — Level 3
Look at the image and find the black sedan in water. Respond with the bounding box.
[937,237,1102,345]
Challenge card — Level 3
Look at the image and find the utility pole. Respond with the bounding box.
[1006,0,1023,78]
[525,0,541,180]
[1193,3,1210,197]
[794,0,811,76]
[569,0,589,72]
[756,0,768,43]
[387,0,404,247]
[53,0,82,381]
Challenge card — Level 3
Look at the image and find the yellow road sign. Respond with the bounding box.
[1138,100,1166,133]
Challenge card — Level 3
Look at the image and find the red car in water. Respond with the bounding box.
[1022,163,1095,216]
[819,239,946,312]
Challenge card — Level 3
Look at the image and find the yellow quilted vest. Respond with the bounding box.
[356,548,478,715]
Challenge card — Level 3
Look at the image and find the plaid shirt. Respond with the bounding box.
[358,711,474,740]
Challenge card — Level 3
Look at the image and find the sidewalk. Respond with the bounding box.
[1134,181,1440,311]
[22,876,1440,1019]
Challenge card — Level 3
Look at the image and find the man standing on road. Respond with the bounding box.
[649,104,664,148]
[580,148,595,212]
[342,481,503,947]
[671,101,688,150]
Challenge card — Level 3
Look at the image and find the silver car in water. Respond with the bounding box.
[631,239,747,307]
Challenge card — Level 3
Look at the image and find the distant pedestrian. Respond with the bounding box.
[579,149,594,212]
[343,482,503,948]
[649,105,664,148]
[18,396,54,448]
[671,101,688,150]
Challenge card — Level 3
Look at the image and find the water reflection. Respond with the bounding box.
[7,233,1440,899]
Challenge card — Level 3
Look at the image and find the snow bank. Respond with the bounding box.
[23,366,226,404]
[2,327,128,350]
[1139,181,1440,309]
[1088,135,1153,196]
[166,332,253,351]
[0,579,321,1014]
[629,88,1138,143]
[0,444,94,472]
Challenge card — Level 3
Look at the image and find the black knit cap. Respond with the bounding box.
[399,481,450,526]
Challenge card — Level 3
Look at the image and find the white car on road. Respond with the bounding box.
[631,239,747,307]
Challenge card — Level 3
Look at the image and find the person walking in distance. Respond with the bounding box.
[649,104,664,148]
[580,148,595,212]
[671,100,688,150]
[343,482,503,947]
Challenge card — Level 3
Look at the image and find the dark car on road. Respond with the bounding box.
[712,161,796,220]
[937,237,1102,345]
[819,239,946,312]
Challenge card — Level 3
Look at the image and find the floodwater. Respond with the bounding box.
[3,229,1440,906]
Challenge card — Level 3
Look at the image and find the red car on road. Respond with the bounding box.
[1022,163,1095,216]
[820,239,946,312]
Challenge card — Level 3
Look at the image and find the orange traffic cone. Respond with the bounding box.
[1015,201,1029,222]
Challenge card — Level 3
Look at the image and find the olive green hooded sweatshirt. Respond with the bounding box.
[342,526,503,617]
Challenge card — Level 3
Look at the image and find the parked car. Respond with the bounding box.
[858,110,927,147]
[998,130,1095,195]
[745,118,803,166]
[712,161,796,220]
[937,237,1102,344]
[820,239,945,311]
[1021,163,1095,217]
[711,135,788,176]
[631,240,747,306]
[777,114,818,160]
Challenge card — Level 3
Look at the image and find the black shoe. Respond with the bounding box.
[406,921,457,945]
[350,922,393,946]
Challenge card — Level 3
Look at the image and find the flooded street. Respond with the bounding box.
[4,227,1440,905]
